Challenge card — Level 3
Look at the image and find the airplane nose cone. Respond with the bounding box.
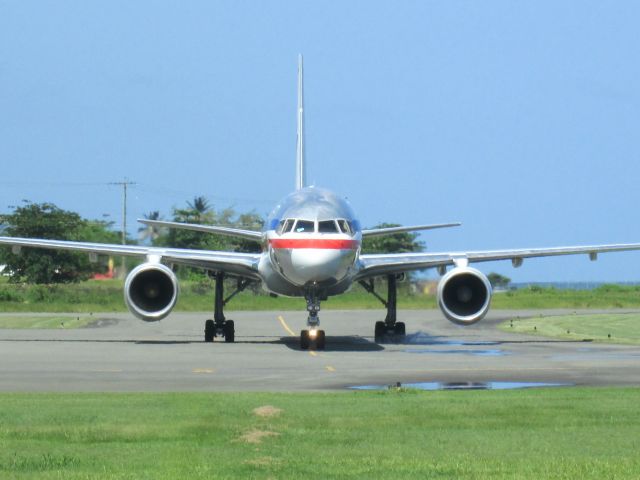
[272,248,356,286]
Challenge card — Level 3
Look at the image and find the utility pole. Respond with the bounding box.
[109,179,136,277]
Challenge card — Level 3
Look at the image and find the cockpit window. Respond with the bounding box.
[277,219,294,234]
[318,220,339,233]
[294,220,315,233]
[337,219,351,235]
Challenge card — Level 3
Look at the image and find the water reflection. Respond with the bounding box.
[350,381,570,391]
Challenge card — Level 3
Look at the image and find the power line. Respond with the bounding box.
[0,181,109,187]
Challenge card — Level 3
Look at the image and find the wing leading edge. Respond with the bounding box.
[361,222,462,237]
[0,236,261,280]
[356,243,640,280]
[137,219,263,241]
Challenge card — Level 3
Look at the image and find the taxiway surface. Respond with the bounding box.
[1,309,639,391]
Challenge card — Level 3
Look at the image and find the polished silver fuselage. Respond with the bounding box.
[257,187,362,297]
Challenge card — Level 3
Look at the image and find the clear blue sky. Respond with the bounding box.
[1,1,639,282]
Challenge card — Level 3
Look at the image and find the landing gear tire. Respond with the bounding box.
[364,275,404,343]
[224,320,235,343]
[300,330,310,350]
[316,330,326,350]
[204,319,215,343]
[374,321,385,343]
[205,272,250,345]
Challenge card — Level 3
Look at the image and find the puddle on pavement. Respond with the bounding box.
[404,348,508,356]
[404,332,499,347]
[349,381,571,391]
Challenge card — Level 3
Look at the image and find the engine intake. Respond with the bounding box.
[124,263,179,321]
[437,267,492,325]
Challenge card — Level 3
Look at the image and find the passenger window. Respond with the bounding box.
[294,220,315,233]
[337,219,351,235]
[318,220,338,233]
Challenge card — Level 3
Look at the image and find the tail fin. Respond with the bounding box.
[295,54,306,190]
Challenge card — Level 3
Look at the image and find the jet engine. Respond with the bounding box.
[124,263,179,321]
[437,267,492,325]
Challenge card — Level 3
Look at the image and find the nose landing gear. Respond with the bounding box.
[300,290,326,350]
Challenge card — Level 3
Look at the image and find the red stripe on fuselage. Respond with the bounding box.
[269,238,360,250]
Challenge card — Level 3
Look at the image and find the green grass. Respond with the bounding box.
[499,312,640,345]
[0,388,639,478]
[0,315,93,329]
[491,284,640,309]
[1,278,640,313]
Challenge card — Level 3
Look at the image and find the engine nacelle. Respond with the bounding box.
[437,267,492,325]
[124,263,179,321]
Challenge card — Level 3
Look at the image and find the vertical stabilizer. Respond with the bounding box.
[295,54,306,190]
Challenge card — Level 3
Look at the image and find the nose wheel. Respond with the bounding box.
[300,329,325,350]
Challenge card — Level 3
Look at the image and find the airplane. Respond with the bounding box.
[2,55,640,350]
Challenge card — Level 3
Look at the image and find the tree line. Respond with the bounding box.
[0,198,423,284]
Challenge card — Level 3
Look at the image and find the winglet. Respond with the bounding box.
[295,54,306,190]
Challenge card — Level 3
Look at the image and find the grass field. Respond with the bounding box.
[492,283,640,309]
[1,278,640,313]
[0,388,639,479]
[499,312,640,345]
[0,315,93,329]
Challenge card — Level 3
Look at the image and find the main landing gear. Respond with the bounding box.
[300,289,326,350]
[359,274,406,343]
[204,272,250,343]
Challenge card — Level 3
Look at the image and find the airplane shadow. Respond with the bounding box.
[0,336,381,350]
[0,339,197,345]
[281,335,385,352]
[0,332,588,347]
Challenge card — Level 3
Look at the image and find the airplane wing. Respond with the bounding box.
[0,236,261,279]
[361,222,461,237]
[137,219,263,241]
[356,243,640,280]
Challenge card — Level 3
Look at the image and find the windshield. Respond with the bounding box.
[277,219,294,234]
[337,219,351,235]
[294,220,315,233]
[318,220,339,233]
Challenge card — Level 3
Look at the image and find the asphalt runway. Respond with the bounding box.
[1,309,640,392]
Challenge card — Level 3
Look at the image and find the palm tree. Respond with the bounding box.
[138,211,164,244]
[187,196,211,222]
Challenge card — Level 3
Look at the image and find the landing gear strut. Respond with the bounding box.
[359,274,406,343]
[204,272,250,343]
[300,289,326,350]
